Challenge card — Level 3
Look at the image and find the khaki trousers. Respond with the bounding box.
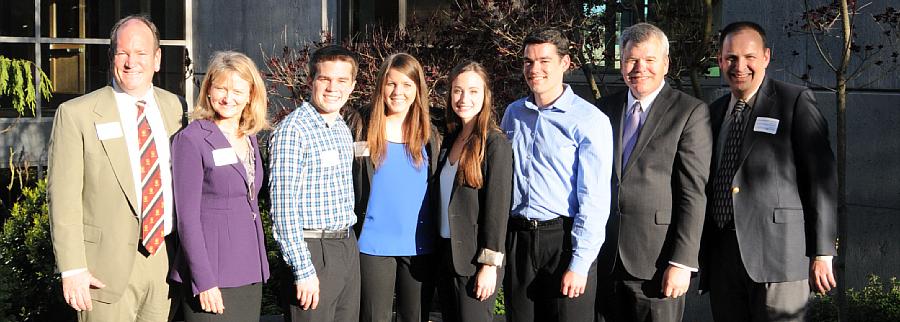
[79,243,171,322]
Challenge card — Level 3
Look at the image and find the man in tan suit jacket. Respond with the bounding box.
[48,15,184,321]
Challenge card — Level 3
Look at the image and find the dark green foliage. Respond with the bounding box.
[258,195,295,316]
[0,179,74,321]
[808,274,900,322]
[494,287,505,315]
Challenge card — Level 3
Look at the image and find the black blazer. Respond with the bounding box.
[596,84,713,280]
[699,77,838,287]
[435,130,513,276]
[347,107,443,236]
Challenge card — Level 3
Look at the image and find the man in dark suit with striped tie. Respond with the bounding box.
[699,21,838,322]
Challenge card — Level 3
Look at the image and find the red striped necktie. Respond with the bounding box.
[136,99,164,255]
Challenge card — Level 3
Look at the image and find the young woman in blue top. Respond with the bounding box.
[435,61,512,322]
[352,53,441,322]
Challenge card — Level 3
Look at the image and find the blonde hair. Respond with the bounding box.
[192,51,270,135]
[366,53,431,168]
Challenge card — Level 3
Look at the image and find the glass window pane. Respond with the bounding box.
[41,0,185,40]
[156,46,186,97]
[40,43,109,114]
[37,44,184,113]
[0,0,36,37]
[150,0,185,40]
[0,43,36,61]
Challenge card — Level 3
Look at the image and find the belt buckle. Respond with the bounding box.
[529,219,538,229]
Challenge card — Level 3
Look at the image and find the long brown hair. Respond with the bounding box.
[445,61,498,189]
[367,53,431,168]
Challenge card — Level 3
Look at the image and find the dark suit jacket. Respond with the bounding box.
[435,130,513,276]
[700,77,837,286]
[168,119,270,295]
[597,84,713,280]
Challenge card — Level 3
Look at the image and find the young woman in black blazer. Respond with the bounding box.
[435,61,513,322]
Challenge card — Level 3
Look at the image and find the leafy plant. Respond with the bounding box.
[0,179,73,321]
[808,274,900,322]
[0,56,53,116]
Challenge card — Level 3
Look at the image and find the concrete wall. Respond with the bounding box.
[191,0,335,97]
[0,118,52,166]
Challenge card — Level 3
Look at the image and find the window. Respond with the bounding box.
[0,0,188,117]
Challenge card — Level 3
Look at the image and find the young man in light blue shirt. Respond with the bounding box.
[500,28,614,322]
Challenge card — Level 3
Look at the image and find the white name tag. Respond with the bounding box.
[753,117,780,134]
[321,149,340,167]
[95,122,123,140]
[212,148,238,166]
[353,141,370,157]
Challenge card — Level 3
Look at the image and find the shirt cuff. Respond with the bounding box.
[476,248,505,267]
[668,261,698,272]
[813,255,833,263]
[567,255,593,276]
[61,268,87,278]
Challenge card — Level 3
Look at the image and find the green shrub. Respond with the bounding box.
[808,274,900,322]
[258,197,293,316]
[494,287,505,316]
[0,179,73,321]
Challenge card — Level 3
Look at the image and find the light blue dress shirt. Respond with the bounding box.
[500,85,614,275]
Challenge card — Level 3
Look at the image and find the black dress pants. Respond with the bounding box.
[598,263,686,322]
[359,253,436,322]
[436,239,502,322]
[504,217,597,322]
[707,229,810,322]
[181,282,262,322]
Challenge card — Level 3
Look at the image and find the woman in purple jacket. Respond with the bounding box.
[169,51,270,321]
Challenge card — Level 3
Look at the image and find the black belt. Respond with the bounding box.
[302,229,351,239]
[508,216,565,231]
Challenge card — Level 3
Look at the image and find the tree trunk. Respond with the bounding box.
[582,65,602,102]
[690,0,714,99]
[603,0,618,73]
[836,0,851,320]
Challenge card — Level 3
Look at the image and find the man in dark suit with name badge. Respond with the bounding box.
[596,22,712,322]
[700,21,838,322]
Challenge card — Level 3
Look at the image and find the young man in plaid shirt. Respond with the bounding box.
[269,45,360,322]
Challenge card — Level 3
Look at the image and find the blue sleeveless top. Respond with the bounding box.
[358,142,435,256]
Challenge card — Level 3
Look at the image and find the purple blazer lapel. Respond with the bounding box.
[197,120,250,184]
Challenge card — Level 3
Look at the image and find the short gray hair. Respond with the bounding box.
[619,23,669,57]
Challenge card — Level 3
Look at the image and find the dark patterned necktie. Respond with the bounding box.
[137,100,165,254]
[711,99,748,229]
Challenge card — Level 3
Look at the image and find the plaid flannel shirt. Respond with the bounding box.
[269,102,356,282]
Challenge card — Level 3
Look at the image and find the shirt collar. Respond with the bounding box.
[626,80,666,113]
[728,82,761,109]
[525,84,576,112]
[112,80,156,106]
[302,101,345,128]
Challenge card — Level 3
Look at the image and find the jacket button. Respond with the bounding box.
[732,187,740,194]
